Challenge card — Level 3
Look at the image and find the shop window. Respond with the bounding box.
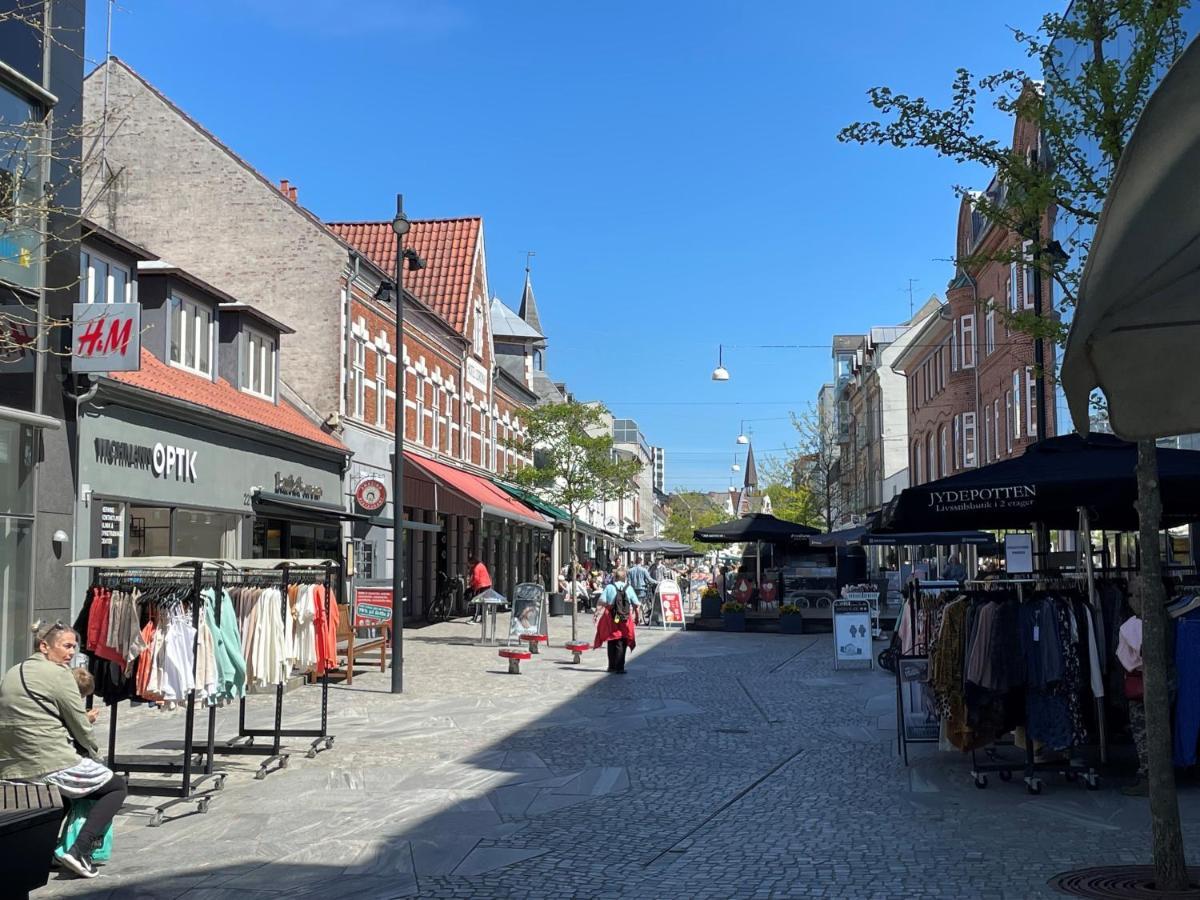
[242,327,276,400]
[174,510,239,558]
[127,505,171,557]
[359,540,376,580]
[169,294,214,377]
[80,249,131,304]
[0,84,44,291]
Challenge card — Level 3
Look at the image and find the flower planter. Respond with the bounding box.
[722,612,746,632]
[701,595,722,618]
[780,614,804,635]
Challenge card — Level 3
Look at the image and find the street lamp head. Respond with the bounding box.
[711,365,730,382]
[731,463,740,473]
[736,433,748,445]
[392,193,411,237]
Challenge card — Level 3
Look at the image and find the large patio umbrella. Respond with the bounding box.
[693,513,820,544]
[620,538,694,553]
[1061,37,1200,440]
[879,433,1200,532]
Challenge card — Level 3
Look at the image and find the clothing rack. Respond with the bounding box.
[68,557,231,826]
[207,560,338,780]
[894,581,955,764]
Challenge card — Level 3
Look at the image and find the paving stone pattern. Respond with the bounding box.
[34,617,1200,899]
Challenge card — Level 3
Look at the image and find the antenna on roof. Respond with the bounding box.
[902,278,918,319]
[101,0,115,174]
[525,250,535,274]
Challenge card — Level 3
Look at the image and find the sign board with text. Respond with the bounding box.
[657,580,684,628]
[354,587,393,627]
[832,598,872,670]
[71,302,141,373]
[1005,533,1035,575]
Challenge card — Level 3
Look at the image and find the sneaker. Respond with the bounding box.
[1121,778,1150,797]
[56,848,98,879]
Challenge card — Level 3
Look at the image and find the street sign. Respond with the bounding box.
[354,586,393,627]
[832,598,872,670]
[71,302,141,373]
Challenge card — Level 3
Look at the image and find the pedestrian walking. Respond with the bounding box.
[593,567,639,673]
[467,553,492,624]
[627,556,658,625]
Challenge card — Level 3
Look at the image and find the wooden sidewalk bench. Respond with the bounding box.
[326,603,389,685]
[1,781,64,899]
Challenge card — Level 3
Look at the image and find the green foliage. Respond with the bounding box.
[780,603,802,616]
[664,491,730,551]
[720,600,746,614]
[505,401,642,519]
[763,482,822,530]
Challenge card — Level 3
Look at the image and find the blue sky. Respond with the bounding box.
[84,0,1053,492]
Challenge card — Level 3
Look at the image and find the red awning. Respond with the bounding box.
[405,453,552,531]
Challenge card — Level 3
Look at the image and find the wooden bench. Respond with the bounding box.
[328,603,389,685]
[499,648,531,674]
[1,781,63,899]
[519,633,548,655]
[565,640,590,664]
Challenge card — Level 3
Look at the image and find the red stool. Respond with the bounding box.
[565,640,590,664]
[499,648,532,674]
[520,634,548,655]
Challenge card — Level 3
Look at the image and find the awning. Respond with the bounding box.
[253,490,368,523]
[405,455,552,531]
[492,480,572,523]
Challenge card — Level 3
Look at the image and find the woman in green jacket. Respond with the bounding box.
[0,622,128,879]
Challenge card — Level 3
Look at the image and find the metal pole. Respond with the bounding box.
[391,193,407,694]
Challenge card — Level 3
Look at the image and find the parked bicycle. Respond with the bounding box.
[426,573,464,624]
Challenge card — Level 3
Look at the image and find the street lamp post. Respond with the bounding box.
[390,194,411,695]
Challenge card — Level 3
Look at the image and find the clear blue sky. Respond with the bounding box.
[84,0,1053,492]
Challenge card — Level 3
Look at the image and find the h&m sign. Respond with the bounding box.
[94,437,198,482]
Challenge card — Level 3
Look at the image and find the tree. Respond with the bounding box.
[762,483,821,530]
[664,491,729,552]
[839,1,1190,886]
[784,405,843,531]
[507,401,642,642]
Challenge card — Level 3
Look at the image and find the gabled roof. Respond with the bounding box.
[109,350,347,453]
[518,270,542,334]
[490,297,542,339]
[328,218,482,335]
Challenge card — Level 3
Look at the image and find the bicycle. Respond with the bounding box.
[426,573,464,624]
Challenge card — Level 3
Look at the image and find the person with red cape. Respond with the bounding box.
[594,567,638,673]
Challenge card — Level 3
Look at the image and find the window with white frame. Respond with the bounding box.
[926,432,936,481]
[375,350,387,428]
[960,314,975,369]
[1009,262,1020,311]
[983,414,991,464]
[913,442,923,486]
[472,300,484,357]
[1012,369,1022,440]
[350,337,366,418]
[415,383,425,443]
[432,386,442,451]
[951,328,958,371]
[79,250,131,304]
[1022,241,1036,308]
[962,412,977,467]
[463,411,473,460]
[939,425,947,480]
[953,415,961,470]
[993,400,1000,459]
[1026,366,1036,437]
[241,328,277,400]
[168,294,214,377]
[1005,390,1014,453]
[985,308,996,355]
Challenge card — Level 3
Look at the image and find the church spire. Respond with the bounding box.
[518,251,543,335]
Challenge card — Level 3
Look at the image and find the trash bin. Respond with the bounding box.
[548,592,565,617]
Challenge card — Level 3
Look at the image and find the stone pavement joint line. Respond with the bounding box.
[30,613,1200,899]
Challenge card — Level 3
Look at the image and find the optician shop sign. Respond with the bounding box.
[94,437,198,482]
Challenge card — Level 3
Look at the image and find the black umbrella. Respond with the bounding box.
[881,433,1200,532]
[693,514,821,544]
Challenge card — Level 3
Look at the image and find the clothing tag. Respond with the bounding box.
[1033,624,1040,642]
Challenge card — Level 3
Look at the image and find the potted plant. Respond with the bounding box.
[721,600,746,632]
[780,602,804,635]
[701,585,722,619]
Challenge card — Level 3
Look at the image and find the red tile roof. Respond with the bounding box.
[328,218,481,335]
[109,351,347,453]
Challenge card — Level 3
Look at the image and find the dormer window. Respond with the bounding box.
[242,327,276,400]
[80,249,132,304]
[169,293,213,377]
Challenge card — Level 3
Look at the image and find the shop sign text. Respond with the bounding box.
[275,472,324,501]
[94,437,198,482]
[72,302,141,373]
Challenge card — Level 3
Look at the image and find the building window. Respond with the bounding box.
[953,415,961,470]
[80,250,131,304]
[983,413,991,464]
[926,432,935,481]
[938,425,947,480]
[951,328,958,371]
[533,349,543,371]
[1005,391,1014,453]
[913,441,923,486]
[0,85,43,291]
[242,328,276,400]
[351,337,366,419]
[1022,241,1036,309]
[168,295,213,377]
[472,300,484,357]
[375,350,387,428]
[962,412,977,467]
[415,382,425,443]
[993,400,1000,460]
[985,308,996,356]
[1012,369,1022,440]
[1026,366,1036,438]
[432,386,442,451]
[1009,262,1020,311]
[960,314,975,369]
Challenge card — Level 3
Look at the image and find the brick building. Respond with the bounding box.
[893,116,1057,485]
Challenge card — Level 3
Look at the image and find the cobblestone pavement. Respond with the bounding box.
[33,615,1200,899]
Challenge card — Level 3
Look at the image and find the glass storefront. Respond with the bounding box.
[252,517,340,561]
[0,420,36,671]
[102,503,241,559]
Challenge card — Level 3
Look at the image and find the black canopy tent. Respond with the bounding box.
[880,433,1200,534]
[694,514,822,595]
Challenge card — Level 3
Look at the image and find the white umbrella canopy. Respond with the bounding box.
[1062,36,1200,440]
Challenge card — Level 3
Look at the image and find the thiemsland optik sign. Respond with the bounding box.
[94,437,198,482]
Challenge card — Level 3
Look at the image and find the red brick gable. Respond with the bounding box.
[109,350,347,452]
[329,218,482,336]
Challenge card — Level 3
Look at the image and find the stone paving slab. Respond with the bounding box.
[30,613,1200,898]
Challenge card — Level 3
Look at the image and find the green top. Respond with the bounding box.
[0,653,98,780]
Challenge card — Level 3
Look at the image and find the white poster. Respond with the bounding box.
[1005,533,1034,574]
[832,598,872,669]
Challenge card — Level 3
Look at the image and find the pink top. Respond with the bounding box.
[1117,616,1143,673]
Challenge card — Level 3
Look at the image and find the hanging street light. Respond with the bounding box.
[711,344,729,381]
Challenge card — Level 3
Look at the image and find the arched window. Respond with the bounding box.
[913,441,923,486]
[938,425,948,481]
[926,432,936,481]
[533,349,544,371]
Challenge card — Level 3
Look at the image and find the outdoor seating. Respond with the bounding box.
[519,633,548,655]
[1,781,62,899]
[330,603,388,685]
[499,648,532,674]
[565,640,590,663]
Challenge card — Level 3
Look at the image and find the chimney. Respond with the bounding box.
[279,178,290,197]
[289,185,298,202]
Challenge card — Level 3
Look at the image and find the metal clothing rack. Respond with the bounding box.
[895,581,957,765]
[207,560,338,780]
[69,557,231,826]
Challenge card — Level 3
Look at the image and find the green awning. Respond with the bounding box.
[492,480,572,524]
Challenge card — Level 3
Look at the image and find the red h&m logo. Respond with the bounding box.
[71,302,141,374]
[76,315,132,358]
